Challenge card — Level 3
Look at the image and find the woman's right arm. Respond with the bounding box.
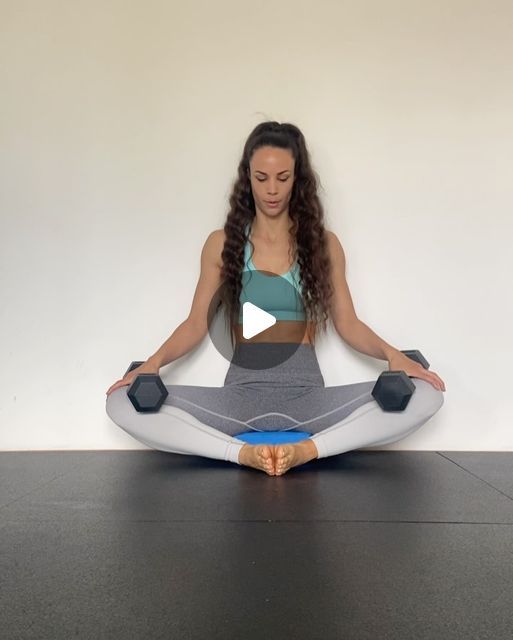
[106,231,224,396]
[147,229,224,369]
[147,319,208,369]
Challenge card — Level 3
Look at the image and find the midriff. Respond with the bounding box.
[233,321,315,345]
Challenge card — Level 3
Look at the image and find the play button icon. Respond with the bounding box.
[242,302,276,339]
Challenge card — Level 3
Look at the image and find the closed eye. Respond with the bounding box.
[256,178,289,182]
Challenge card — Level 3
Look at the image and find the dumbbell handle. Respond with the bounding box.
[124,361,146,377]
[399,350,430,370]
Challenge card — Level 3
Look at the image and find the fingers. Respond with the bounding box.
[425,370,446,392]
[433,371,446,391]
[108,382,122,396]
[106,379,128,396]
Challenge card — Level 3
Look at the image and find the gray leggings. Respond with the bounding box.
[106,343,445,464]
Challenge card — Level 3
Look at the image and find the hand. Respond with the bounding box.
[106,360,160,397]
[387,351,446,392]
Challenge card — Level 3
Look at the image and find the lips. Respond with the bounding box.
[265,200,280,205]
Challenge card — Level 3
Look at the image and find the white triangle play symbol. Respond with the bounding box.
[242,301,276,339]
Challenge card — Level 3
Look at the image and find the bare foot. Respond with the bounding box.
[273,439,318,476]
[238,443,275,476]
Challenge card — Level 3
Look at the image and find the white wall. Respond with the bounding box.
[1,0,512,451]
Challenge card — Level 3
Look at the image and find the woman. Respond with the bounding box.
[106,121,446,476]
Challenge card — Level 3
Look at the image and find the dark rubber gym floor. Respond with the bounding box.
[1,451,513,640]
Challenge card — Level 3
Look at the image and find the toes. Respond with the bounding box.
[258,445,272,462]
[257,445,274,471]
[275,445,291,472]
[275,445,286,461]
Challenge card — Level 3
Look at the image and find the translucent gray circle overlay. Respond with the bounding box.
[207,269,308,370]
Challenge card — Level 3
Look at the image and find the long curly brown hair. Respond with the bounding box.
[217,121,334,348]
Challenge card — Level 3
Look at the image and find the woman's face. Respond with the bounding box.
[248,146,295,218]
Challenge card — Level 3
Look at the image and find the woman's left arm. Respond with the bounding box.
[336,317,398,362]
[338,319,446,391]
[326,231,446,391]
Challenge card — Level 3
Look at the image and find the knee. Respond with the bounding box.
[411,378,445,418]
[105,387,131,425]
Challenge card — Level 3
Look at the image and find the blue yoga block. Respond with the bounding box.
[235,431,312,445]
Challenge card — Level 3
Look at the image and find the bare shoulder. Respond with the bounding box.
[323,229,358,329]
[214,228,227,243]
[325,229,345,261]
[207,228,226,269]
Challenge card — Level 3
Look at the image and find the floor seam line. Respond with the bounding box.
[436,451,513,502]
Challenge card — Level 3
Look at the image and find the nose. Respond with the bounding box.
[267,180,278,196]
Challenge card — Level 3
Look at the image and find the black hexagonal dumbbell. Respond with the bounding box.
[371,350,430,412]
[124,361,169,413]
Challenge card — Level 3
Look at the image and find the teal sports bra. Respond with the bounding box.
[238,223,306,324]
